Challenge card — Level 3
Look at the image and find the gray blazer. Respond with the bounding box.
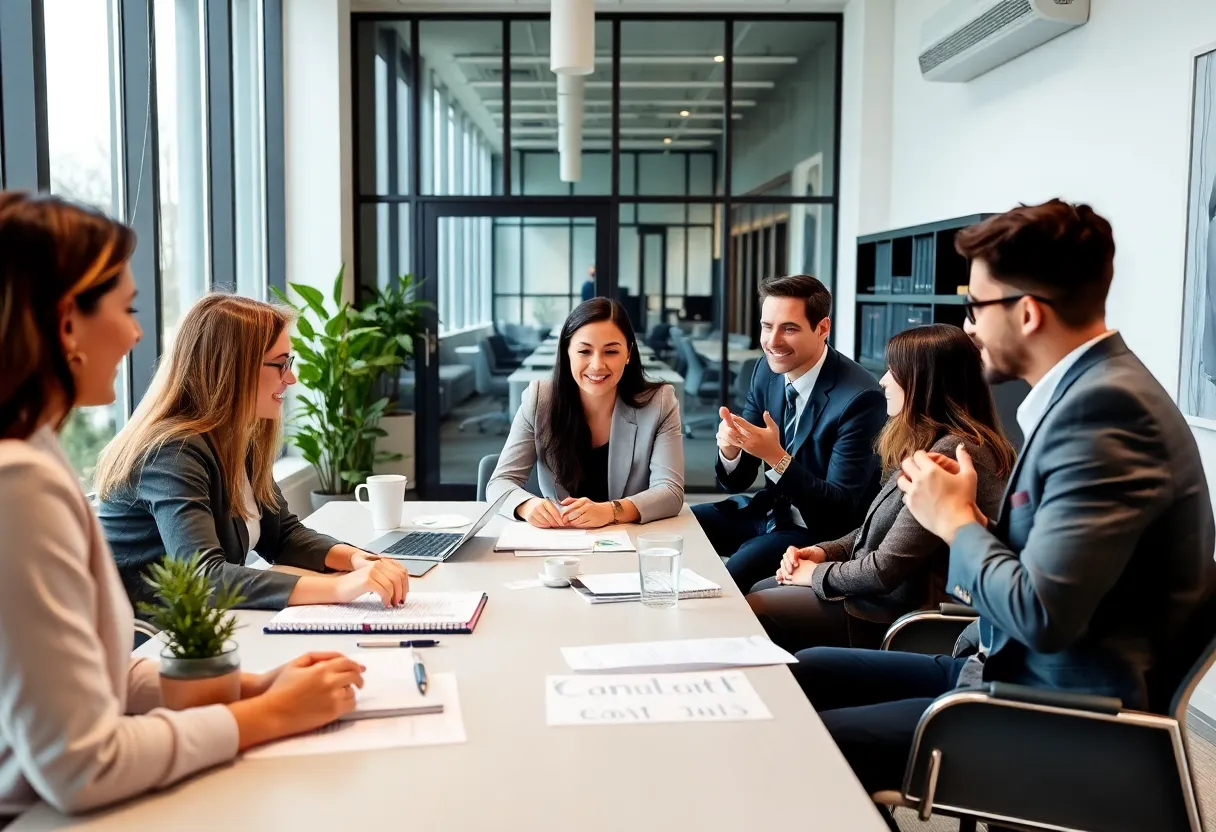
[98,434,339,611]
[487,380,685,523]
[810,435,1008,624]
[950,334,1216,708]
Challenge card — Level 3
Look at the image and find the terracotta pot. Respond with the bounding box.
[159,646,241,710]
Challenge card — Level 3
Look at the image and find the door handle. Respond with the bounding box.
[423,328,437,367]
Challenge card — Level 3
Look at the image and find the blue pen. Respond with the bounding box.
[412,647,429,696]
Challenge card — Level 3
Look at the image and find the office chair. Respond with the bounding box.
[880,602,978,656]
[671,329,724,438]
[459,339,513,434]
[133,619,160,651]
[476,453,540,502]
[731,357,760,412]
[487,333,524,369]
[873,593,1216,832]
[644,323,673,361]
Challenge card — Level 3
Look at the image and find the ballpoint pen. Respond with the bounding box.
[356,639,440,649]
[412,647,429,696]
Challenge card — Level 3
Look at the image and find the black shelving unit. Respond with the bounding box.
[853,213,1030,449]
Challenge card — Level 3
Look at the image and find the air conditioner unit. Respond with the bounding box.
[919,0,1090,83]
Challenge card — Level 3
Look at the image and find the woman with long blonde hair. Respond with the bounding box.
[0,192,366,818]
[746,324,1015,651]
[96,293,409,611]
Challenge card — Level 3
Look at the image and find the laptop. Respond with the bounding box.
[368,491,510,564]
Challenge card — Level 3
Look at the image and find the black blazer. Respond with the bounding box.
[715,346,887,542]
[951,335,1216,709]
[98,434,339,611]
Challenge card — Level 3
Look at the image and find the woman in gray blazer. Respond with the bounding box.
[95,294,409,612]
[747,324,1014,651]
[487,298,684,527]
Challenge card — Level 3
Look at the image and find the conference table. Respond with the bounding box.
[12,504,889,831]
[691,340,766,366]
[507,366,684,415]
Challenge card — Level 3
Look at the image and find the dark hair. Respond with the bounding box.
[875,324,1015,476]
[954,199,1115,327]
[758,274,832,327]
[542,298,663,493]
[0,191,135,439]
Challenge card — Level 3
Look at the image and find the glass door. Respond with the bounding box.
[416,200,612,500]
[637,225,667,337]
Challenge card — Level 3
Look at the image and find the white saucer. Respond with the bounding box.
[539,574,572,588]
[412,514,472,530]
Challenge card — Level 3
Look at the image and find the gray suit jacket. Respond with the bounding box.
[487,380,685,523]
[98,434,339,611]
[950,334,1216,708]
[810,435,1008,624]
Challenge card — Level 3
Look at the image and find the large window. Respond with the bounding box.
[2,0,285,487]
[353,12,842,492]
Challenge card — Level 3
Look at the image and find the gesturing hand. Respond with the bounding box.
[728,411,786,468]
[897,444,982,544]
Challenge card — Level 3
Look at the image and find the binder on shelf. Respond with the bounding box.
[875,241,893,293]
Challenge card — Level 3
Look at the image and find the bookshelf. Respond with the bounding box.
[853,213,1030,449]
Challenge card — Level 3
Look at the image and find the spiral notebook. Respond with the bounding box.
[263,592,488,634]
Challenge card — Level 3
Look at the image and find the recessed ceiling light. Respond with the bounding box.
[679,110,690,117]
[713,55,725,63]
[663,137,673,145]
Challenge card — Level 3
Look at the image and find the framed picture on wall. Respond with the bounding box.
[1179,41,1216,429]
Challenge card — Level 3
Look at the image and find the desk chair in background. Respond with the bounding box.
[671,329,726,438]
[476,453,540,502]
[459,339,513,434]
[873,595,1216,832]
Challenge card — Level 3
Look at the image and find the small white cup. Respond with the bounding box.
[543,556,580,582]
[355,475,406,531]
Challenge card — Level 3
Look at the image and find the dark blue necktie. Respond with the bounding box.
[783,382,799,446]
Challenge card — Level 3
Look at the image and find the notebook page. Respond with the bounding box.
[577,569,720,596]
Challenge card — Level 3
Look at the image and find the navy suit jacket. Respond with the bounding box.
[950,334,1216,709]
[715,346,887,542]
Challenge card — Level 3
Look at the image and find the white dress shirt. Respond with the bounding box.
[720,345,828,528]
[1015,330,1117,439]
[240,470,262,553]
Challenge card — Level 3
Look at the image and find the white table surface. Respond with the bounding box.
[507,367,684,415]
[13,504,886,832]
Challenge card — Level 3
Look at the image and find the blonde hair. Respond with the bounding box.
[95,294,295,518]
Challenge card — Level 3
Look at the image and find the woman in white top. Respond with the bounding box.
[94,294,409,611]
[0,191,365,819]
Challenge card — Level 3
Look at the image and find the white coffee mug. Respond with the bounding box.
[354,474,406,531]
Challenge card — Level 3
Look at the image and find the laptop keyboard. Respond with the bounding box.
[382,531,463,560]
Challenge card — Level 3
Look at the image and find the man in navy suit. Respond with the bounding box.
[692,274,887,591]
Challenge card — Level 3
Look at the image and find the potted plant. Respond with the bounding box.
[360,274,432,486]
[273,266,404,510]
[138,553,245,710]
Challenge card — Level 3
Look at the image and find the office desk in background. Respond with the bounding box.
[507,367,683,415]
[690,341,766,366]
[11,504,887,832]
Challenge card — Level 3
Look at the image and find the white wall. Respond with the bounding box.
[876,0,1216,719]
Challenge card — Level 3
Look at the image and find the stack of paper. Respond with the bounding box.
[345,653,445,721]
[561,635,798,672]
[495,523,635,556]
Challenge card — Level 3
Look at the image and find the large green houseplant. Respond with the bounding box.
[358,275,432,487]
[360,273,432,414]
[139,553,245,710]
[273,267,404,507]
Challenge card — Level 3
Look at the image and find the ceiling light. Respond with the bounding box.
[679,110,690,117]
[663,137,673,145]
[551,0,595,76]
[713,55,725,63]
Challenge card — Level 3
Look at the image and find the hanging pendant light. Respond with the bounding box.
[550,0,595,76]
[558,74,584,182]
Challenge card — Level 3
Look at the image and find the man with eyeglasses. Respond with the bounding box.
[789,199,1216,818]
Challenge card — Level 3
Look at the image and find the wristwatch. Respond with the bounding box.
[772,453,793,475]
[610,500,623,524]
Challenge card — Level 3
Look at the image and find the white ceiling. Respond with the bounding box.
[354,1,847,11]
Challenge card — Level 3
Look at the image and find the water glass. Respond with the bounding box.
[637,533,683,609]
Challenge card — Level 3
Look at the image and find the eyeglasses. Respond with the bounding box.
[962,294,1054,325]
[262,354,295,378]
